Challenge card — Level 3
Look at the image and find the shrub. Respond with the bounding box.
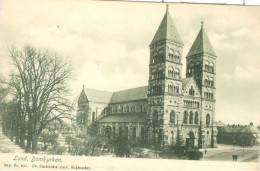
[130,147,158,158]
[186,148,203,160]
[47,142,66,155]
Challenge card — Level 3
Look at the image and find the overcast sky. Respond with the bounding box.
[0,0,260,125]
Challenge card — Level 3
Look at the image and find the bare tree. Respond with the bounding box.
[9,45,73,153]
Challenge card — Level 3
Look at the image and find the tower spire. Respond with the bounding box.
[201,21,204,28]
[150,4,183,45]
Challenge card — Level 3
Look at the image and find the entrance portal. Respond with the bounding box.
[186,132,195,148]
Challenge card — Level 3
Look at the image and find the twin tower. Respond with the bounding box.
[147,5,217,148]
[77,5,217,149]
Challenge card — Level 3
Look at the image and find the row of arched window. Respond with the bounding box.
[168,68,180,79]
[151,68,180,80]
[110,104,146,114]
[205,62,214,73]
[183,100,199,108]
[77,112,86,124]
[183,111,199,125]
[168,83,179,93]
[151,49,164,64]
[152,110,211,126]
[151,69,164,79]
[151,84,163,94]
[168,50,180,63]
[104,125,142,141]
[152,54,164,64]
[204,92,214,99]
[204,77,214,87]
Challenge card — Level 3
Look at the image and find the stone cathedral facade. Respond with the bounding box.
[77,6,217,148]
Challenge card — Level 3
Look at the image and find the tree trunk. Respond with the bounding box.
[15,115,20,145]
[31,133,38,154]
[25,123,32,153]
[19,122,26,149]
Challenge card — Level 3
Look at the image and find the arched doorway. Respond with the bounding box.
[185,132,195,148]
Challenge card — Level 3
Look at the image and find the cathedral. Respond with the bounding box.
[77,5,217,148]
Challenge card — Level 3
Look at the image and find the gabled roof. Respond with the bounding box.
[83,88,113,103]
[182,77,194,89]
[97,114,147,123]
[215,121,227,127]
[110,86,148,103]
[182,77,200,91]
[187,23,216,57]
[150,7,183,45]
[81,86,148,104]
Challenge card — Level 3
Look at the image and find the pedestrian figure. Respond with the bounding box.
[205,149,207,154]
[232,154,238,161]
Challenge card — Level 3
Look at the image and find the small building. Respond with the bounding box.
[217,122,259,146]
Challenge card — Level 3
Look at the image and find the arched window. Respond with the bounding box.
[153,110,158,125]
[183,111,188,124]
[158,68,164,78]
[168,49,174,61]
[119,126,122,138]
[189,111,193,124]
[209,63,214,72]
[174,83,179,93]
[168,82,173,92]
[152,51,158,64]
[189,86,195,96]
[125,127,128,140]
[174,51,180,63]
[209,77,214,86]
[132,127,136,141]
[204,76,209,86]
[205,91,213,99]
[205,61,210,71]
[170,110,175,123]
[168,67,173,78]
[195,112,199,124]
[173,68,180,79]
[151,70,156,80]
[206,114,210,125]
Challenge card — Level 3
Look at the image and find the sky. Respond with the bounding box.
[0,0,260,125]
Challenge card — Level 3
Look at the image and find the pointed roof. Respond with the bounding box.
[150,5,183,45]
[187,22,216,57]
